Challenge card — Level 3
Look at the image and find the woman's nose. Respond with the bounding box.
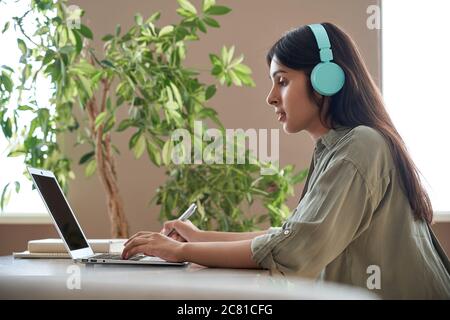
[266,90,279,107]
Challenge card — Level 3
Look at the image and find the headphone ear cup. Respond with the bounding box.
[310,62,345,96]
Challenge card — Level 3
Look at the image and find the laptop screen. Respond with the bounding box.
[31,174,89,251]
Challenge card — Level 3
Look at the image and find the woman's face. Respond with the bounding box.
[266,57,323,134]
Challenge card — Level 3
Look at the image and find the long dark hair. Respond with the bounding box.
[267,22,433,224]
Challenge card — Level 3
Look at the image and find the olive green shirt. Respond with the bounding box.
[251,125,450,299]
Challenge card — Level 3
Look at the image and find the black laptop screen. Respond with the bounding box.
[31,174,89,251]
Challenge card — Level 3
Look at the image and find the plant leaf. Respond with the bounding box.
[2,118,12,138]
[147,12,161,23]
[0,183,11,211]
[203,16,220,28]
[177,0,197,14]
[197,19,207,33]
[1,73,13,92]
[79,151,95,164]
[42,50,55,65]
[116,119,133,132]
[102,34,114,41]
[135,14,143,25]
[95,111,107,129]
[169,82,183,106]
[133,134,146,159]
[14,181,20,193]
[233,63,252,74]
[209,53,221,66]
[85,160,97,177]
[2,21,10,34]
[202,0,215,12]
[17,39,27,55]
[17,105,33,111]
[100,59,115,68]
[60,45,75,54]
[205,5,231,15]
[77,74,93,97]
[146,140,161,166]
[159,25,174,37]
[79,24,93,39]
[205,84,216,100]
[162,139,173,166]
[291,168,308,184]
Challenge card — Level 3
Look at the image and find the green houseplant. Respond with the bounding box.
[0,0,306,237]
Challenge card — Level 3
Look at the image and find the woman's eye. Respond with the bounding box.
[278,78,287,86]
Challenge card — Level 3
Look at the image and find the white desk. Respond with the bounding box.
[0,256,377,299]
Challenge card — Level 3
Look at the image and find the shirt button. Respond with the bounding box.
[283,229,291,236]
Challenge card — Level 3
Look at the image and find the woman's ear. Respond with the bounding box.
[312,91,329,109]
[313,91,323,101]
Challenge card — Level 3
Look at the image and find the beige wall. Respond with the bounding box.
[1,0,449,257]
[64,0,383,238]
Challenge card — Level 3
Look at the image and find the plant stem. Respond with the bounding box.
[85,64,129,237]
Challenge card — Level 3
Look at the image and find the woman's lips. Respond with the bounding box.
[277,111,286,122]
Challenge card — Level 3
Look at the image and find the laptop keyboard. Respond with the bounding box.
[93,253,145,261]
[93,253,124,260]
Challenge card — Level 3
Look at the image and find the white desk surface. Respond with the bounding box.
[0,256,377,299]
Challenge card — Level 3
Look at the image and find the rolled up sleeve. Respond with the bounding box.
[251,158,376,278]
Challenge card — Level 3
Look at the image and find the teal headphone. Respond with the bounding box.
[307,24,345,96]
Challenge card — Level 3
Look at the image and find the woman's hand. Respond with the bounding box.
[160,219,201,242]
[124,220,201,248]
[121,232,185,262]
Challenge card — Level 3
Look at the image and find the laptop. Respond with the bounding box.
[27,167,187,266]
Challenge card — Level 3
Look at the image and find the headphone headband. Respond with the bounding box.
[308,24,333,62]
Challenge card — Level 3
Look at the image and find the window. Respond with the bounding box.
[0,1,48,216]
[382,0,450,216]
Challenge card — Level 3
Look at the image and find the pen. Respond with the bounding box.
[165,203,197,237]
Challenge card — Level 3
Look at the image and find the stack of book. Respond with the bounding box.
[13,238,126,259]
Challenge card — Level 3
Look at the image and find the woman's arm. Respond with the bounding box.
[122,233,259,268]
[192,230,268,242]
[180,239,259,268]
[159,220,269,243]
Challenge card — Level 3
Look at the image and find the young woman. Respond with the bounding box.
[122,23,450,299]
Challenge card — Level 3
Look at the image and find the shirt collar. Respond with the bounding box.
[316,124,353,151]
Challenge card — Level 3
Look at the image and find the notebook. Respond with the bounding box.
[13,238,126,259]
